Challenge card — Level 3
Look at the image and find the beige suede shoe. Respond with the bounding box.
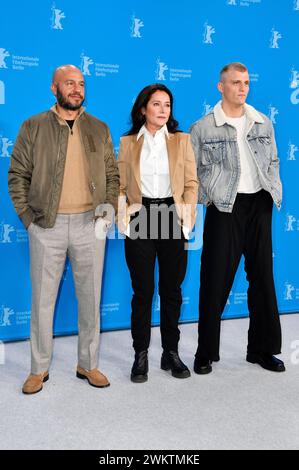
[76,366,110,388]
[22,371,49,395]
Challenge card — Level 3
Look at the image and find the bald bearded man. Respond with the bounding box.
[8,65,119,394]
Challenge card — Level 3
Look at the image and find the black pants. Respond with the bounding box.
[197,190,282,361]
[125,198,187,353]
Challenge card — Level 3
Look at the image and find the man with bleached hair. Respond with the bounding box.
[190,62,284,374]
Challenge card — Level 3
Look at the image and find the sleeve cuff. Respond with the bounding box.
[182,225,190,240]
[95,217,110,239]
[19,207,35,229]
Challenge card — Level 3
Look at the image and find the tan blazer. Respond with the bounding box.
[117,132,198,233]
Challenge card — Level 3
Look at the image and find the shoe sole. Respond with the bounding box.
[193,366,212,375]
[161,364,191,379]
[22,373,49,395]
[76,371,110,388]
[246,357,285,372]
[130,374,148,383]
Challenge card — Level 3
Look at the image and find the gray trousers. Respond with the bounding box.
[28,211,106,374]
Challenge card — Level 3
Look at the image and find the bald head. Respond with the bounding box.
[51,64,85,115]
[52,64,83,85]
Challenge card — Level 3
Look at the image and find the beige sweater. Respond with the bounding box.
[52,107,93,214]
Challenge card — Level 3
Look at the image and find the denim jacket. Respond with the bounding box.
[190,101,282,212]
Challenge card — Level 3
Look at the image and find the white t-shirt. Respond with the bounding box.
[226,114,262,193]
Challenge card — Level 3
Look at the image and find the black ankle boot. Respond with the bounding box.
[131,350,148,383]
[193,354,212,375]
[161,351,190,379]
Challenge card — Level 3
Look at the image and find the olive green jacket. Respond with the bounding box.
[8,108,119,228]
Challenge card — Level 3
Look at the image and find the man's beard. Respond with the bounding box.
[56,86,84,110]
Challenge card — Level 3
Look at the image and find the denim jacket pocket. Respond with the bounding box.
[257,136,271,145]
[201,141,225,164]
[248,133,271,142]
[247,134,272,165]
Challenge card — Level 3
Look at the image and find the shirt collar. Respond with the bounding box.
[137,123,169,141]
[213,100,264,127]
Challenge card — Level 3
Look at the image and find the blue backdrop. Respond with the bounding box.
[0,0,298,341]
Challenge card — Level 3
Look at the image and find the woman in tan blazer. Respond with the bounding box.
[118,84,198,383]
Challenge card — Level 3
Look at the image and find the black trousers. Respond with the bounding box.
[124,198,187,353]
[197,190,282,361]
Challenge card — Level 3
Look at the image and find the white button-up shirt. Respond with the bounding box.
[137,124,172,198]
[129,124,189,240]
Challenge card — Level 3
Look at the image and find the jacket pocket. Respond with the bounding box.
[257,136,271,145]
[86,134,97,153]
[248,134,271,145]
[247,134,272,165]
[201,141,225,164]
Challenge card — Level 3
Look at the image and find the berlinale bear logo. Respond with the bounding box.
[290,68,299,105]
[131,15,144,38]
[51,4,66,30]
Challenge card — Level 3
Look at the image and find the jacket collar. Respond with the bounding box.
[50,104,85,125]
[213,100,264,127]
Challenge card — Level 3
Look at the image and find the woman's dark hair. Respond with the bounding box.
[125,83,180,135]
